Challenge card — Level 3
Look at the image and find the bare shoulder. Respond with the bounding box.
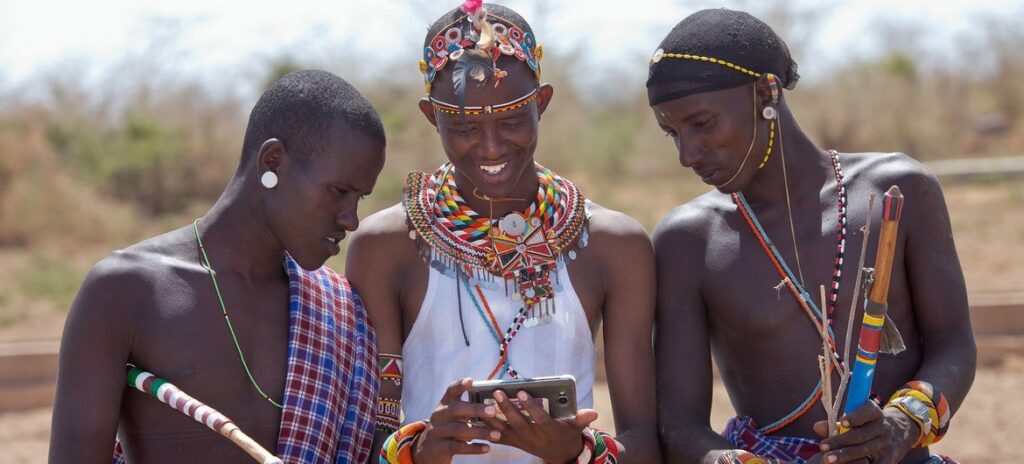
[348,203,418,258]
[652,190,730,254]
[346,203,422,289]
[586,201,650,243]
[69,228,194,332]
[842,152,943,195]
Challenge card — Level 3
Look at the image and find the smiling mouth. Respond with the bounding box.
[326,236,341,244]
[480,162,508,175]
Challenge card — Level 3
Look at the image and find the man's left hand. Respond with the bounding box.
[814,401,920,464]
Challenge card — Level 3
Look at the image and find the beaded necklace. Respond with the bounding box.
[405,163,588,378]
[730,149,847,433]
[193,219,283,409]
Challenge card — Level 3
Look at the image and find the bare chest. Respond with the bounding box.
[120,274,290,460]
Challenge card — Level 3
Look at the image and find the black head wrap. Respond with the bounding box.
[646,8,799,106]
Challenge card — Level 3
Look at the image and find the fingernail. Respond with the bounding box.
[490,431,501,440]
[842,420,849,427]
[484,406,496,416]
[481,444,490,452]
[827,455,837,463]
[517,391,528,401]
[820,444,830,451]
[493,390,504,401]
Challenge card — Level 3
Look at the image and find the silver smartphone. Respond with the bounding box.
[468,375,577,421]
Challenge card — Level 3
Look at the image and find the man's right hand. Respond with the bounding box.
[413,378,501,464]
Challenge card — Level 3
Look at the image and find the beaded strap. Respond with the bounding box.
[886,381,950,447]
[379,421,428,464]
[730,150,850,434]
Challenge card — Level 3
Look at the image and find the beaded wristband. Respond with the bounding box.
[379,420,428,464]
[716,449,783,464]
[886,380,950,447]
[577,427,622,464]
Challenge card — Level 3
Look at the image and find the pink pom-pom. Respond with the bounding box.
[460,0,483,14]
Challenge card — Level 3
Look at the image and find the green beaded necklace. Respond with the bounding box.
[193,218,284,409]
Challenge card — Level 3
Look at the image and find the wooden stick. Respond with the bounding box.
[126,365,283,464]
[844,186,904,416]
[818,285,838,437]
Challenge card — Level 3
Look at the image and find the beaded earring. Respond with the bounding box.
[762,73,780,120]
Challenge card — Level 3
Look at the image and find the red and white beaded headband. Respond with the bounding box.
[420,2,543,94]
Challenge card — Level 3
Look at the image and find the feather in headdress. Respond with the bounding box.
[452,48,494,115]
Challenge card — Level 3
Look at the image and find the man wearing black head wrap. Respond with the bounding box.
[647,8,973,464]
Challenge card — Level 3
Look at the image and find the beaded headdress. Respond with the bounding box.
[419,1,543,95]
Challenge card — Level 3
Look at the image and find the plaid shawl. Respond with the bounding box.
[723,416,958,464]
[114,256,378,463]
[723,416,820,464]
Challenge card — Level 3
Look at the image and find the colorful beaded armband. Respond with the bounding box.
[379,420,428,464]
[577,427,621,464]
[379,354,403,387]
[886,380,950,448]
[376,397,402,435]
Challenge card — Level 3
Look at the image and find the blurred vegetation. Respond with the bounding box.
[1,8,1023,325]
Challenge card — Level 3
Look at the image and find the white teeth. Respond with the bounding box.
[327,237,338,244]
[480,162,507,175]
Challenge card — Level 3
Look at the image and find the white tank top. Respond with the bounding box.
[402,259,596,464]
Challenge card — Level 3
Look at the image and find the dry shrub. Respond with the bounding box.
[0,114,136,246]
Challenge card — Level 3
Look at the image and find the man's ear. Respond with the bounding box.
[418,98,439,128]
[535,83,555,120]
[256,138,286,176]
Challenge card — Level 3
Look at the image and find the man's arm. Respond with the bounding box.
[901,166,975,418]
[652,211,735,464]
[819,161,977,464]
[593,210,662,463]
[49,257,137,463]
[345,208,408,463]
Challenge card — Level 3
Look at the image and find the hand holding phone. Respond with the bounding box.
[468,375,578,422]
[470,375,600,463]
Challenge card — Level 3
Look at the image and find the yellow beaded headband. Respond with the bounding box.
[649,48,780,103]
[430,87,539,115]
[649,48,760,78]
[420,3,543,94]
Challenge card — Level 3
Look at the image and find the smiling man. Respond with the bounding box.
[49,70,386,464]
[646,9,975,464]
[346,2,660,463]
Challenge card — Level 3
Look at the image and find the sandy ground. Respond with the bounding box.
[8,355,1021,462]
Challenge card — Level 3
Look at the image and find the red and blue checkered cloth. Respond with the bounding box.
[114,256,378,463]
[723,416,958,464]
[722,416,822,463]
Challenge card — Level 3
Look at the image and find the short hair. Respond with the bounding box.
[647,8,800,106]
[240,69,385,165]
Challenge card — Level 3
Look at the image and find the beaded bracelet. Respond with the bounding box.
[577,427,622,464]
[379,420,428,464]
[716,449,783,464]
[886,381,950,447]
